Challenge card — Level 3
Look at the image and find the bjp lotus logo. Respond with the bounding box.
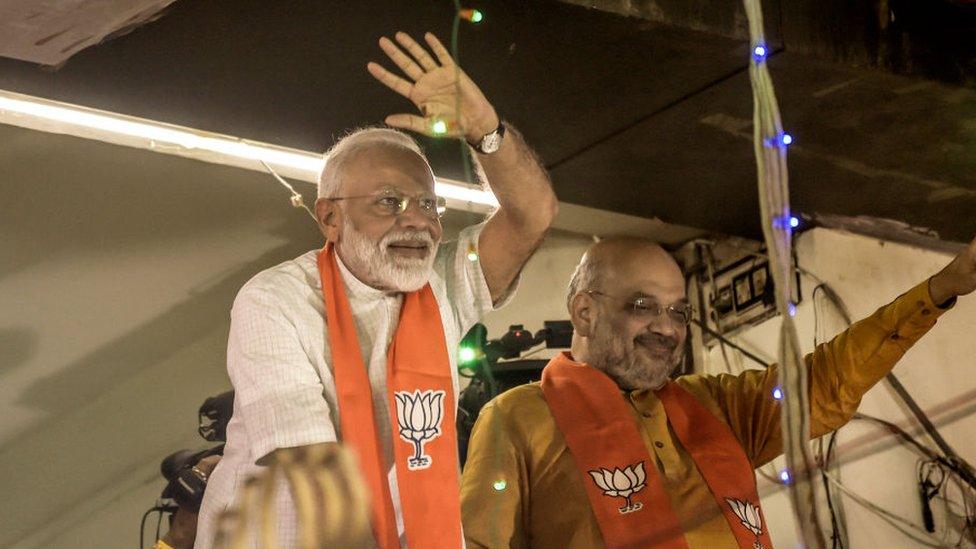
[588,461,647,514]
[725,498,766,549]
[394,390,445,470]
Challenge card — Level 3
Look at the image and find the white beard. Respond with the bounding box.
[338,218,438,292]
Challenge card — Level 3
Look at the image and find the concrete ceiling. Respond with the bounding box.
[0,0,971,243]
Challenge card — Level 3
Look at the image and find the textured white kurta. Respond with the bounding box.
[196,223,511,548]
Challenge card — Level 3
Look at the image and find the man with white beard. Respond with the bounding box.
[460,236,976,548]
[194,31,557,549]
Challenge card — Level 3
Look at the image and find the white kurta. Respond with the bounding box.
[196,223,513,548]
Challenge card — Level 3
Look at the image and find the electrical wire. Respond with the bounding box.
[450,0,475,184]
[853,413,976,546]
[812,283,851,548]
[819,432,846,548]
[690,319,772,369]
[698,242,738,375]
[744,0,825,540]
[155,509,165,545]
[258,159,318,223]
[139,507,154,549]
[139,507,169,549]
[691,238,830,289]
[822,471,949,548]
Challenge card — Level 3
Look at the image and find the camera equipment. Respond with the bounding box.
[198,390,234,442]
[156,390,235,513]
[143,389,236,548]
[160,445,224,513]
[456,321,572,467]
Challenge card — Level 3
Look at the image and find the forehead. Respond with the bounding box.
[339,146,435,195]
[607,249,686,303]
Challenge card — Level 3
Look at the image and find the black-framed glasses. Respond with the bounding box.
[327,188,447,219]
[585,290,695,325]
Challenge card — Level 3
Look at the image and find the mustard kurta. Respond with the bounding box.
[460,281,952,548]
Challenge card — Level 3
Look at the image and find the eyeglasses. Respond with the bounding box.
[585,290,695,325]
[327,188,447,219]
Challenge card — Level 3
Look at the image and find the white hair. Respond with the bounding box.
[317,127,429,199]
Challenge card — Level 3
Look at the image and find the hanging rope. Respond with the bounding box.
[740,1,827,546]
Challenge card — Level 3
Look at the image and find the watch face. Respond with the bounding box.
[480,131,502,154]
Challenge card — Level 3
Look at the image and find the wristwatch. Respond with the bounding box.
[471,122,506,154]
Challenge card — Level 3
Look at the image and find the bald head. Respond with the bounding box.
[567,237,688,390]
[567,237,683,311]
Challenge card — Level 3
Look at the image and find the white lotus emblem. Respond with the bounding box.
[394,389,445,470]
[588,461,647,514]
[725,497,766,549]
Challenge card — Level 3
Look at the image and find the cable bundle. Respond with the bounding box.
[740,0,827,546]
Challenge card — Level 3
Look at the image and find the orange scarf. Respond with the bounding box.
[318,243,462,549]
[540,352,773,549]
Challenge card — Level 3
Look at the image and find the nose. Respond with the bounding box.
[645,311,679,338]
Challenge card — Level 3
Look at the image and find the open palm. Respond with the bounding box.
[367,32,498,142]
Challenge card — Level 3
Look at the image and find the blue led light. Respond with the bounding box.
[763,132,794,149]
[779,469,792,484]
[752,44,768,62]
[772,386,784,400]
[787,302,797,317]
[789,216,800,228]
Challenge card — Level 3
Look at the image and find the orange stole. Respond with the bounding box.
[318,244,462,548]
[540,352,773,549]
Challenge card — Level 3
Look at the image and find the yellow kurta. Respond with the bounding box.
[460,281,952,548]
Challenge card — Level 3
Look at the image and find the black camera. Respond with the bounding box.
[158,391,234,512]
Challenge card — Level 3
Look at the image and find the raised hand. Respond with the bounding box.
[929,235,976,305]
[367,32,499,143]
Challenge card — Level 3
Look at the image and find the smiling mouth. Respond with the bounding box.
[388,242,430,257]
[637,340,674,357]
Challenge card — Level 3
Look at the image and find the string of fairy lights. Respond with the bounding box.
[740,0,828,546]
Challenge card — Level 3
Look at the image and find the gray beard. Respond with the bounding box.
[587,321,679,391]
[338,218,438,293]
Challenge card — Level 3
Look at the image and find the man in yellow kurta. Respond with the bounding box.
[460,235,976,548]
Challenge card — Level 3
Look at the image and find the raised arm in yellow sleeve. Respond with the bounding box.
[683,278,954,467]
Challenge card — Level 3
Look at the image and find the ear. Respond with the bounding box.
[315,197,342,243]
[569,292,596,338]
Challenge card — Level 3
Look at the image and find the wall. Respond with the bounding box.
[698,227,976,548]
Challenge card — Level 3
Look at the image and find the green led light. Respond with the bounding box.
[459,347,477,363]
[471,9,484,23]
[431,120,448,135]
[492,479,507,491]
